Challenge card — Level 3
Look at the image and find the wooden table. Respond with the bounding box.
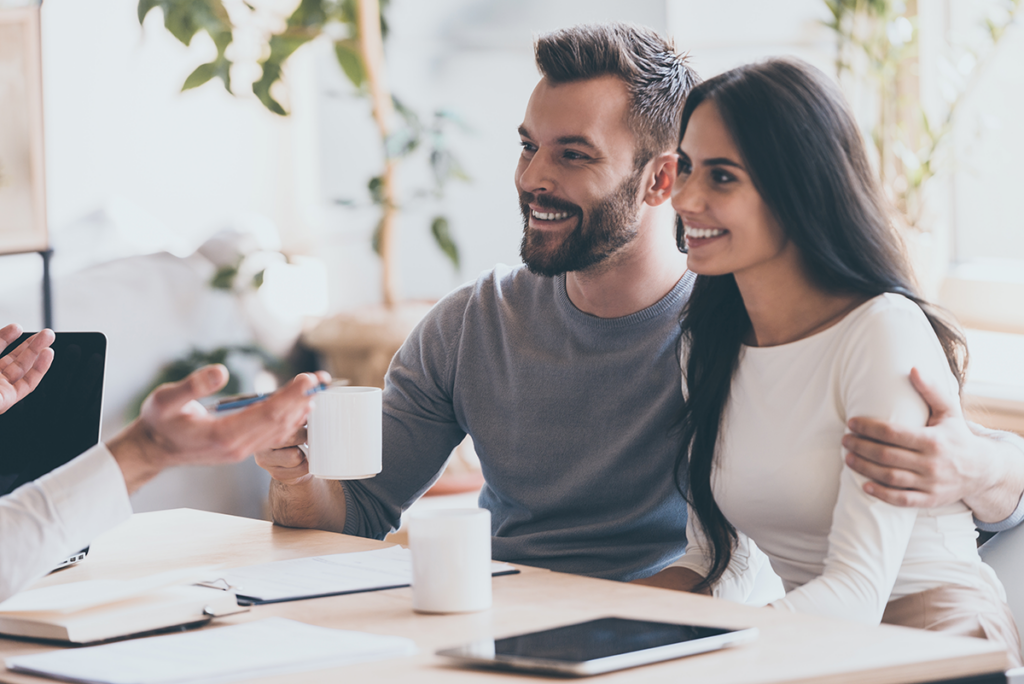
[0,509,1009,684]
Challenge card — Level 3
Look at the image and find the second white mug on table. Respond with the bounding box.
[409,508,492,614]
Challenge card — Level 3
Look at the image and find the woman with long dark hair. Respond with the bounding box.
[667,57,1020,662]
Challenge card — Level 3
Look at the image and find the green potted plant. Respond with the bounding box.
[139,0,469,386]
[140,0,482,492]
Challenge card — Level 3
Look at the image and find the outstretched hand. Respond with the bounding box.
[108,365,331,494]
[843,367,1022,521]
[0,325,55,415]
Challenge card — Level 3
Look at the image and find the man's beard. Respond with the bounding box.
[519,170,644,277]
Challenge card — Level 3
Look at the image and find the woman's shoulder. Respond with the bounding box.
[836,292,957,395]
[841,292,935,339]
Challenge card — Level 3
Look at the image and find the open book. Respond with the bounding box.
[0,569,242,644]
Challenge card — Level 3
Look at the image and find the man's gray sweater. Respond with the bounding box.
[342,265,695,581]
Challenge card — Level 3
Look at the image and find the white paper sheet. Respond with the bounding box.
[200,545,516,603]
[5,617,417,684]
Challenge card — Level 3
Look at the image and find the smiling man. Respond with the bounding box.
[517,79,647,278]
[260,24,700,580]
[256,23,1024,583]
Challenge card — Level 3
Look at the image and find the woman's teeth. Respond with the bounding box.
[532,209,572,221]
[685,226,726,239]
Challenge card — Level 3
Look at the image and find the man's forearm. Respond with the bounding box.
[269,477,349,533]
[964,434,1024,524]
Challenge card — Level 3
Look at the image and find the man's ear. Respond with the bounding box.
[643,152,678,207]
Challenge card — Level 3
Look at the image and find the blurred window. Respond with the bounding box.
[938,0,1024,338]
[948,1,1024,266]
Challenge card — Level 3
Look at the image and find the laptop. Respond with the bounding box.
[0,332,107,569]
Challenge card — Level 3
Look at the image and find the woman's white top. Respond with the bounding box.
[672,293,1005,625]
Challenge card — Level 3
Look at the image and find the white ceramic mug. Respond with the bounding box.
[304,386,382,480]
[409,508,492,614]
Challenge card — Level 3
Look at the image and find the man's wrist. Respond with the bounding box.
[106,420,165,495]
[965,437,1024,525]
[269,477,348,534]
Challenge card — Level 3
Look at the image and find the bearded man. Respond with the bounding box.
[256,23,1024,583]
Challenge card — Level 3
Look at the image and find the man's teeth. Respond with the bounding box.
[685,226,726,239]
[532,209,572,221]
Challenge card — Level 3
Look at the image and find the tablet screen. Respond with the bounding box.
[0,332,106,496]
[493,617,734,662]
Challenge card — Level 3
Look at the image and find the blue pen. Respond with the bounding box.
[212,382,329,412]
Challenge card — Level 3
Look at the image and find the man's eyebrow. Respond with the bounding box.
[516,127,599,150]
[556,135,598,149]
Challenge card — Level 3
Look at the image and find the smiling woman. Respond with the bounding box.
[665,57,1022,666]
[673,101,796,289]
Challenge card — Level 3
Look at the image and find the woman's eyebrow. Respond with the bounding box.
[677,147,745,171]
[703,157,744,170]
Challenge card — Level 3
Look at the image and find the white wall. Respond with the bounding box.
[40,0,315,256]
[948,2,1024,262]
[667,0,834,78]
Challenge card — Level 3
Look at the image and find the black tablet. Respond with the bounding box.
[0,331,107,496]
[436,616,758,676]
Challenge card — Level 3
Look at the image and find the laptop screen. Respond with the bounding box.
[0,332,106,496]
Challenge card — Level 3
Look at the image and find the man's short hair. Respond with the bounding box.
[535,23,699,169]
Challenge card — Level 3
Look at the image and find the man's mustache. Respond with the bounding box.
[519,191,582,216]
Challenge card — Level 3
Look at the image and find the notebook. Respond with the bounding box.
[0,331,107,568]
[0,569,242,644]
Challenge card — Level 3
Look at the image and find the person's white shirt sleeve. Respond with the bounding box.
[971,426,1024,533]
[0,444,132,603]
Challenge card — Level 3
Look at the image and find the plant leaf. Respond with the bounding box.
[183,61,217,90]
[431,216,459,270]
[393,95,421,129]
[430,149,470,187]
[371,218,383,256]
[210,264,238,290]
[334,39,366,88]
[252,60,287,115]
[385,128,419,158]
[138,0,159,24]
[139,0,235,93]
[251,1,326,116]
[368,175,385,204]
[434,108,472,133]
